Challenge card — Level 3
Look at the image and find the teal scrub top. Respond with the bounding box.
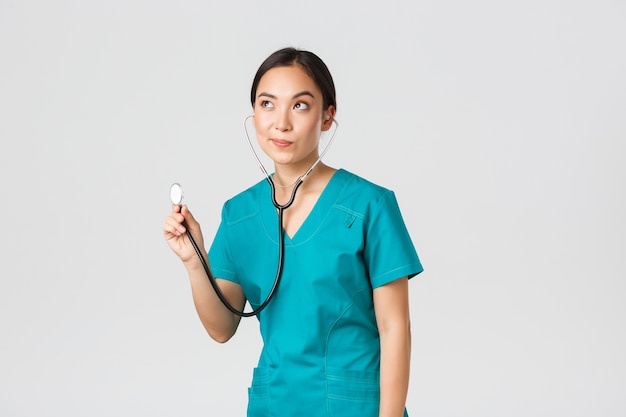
[208,169,423,417]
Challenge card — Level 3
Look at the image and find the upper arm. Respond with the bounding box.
[215,278,247,311]
[373,277,410,333]
[215,278,246,329]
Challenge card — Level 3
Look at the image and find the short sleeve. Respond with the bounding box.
[207,205,239,283]
[363,191,423,289]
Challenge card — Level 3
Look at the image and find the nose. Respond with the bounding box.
[274,108,292,132]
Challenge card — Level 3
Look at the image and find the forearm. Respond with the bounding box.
[379,323,411,417]
[185,256,242,343]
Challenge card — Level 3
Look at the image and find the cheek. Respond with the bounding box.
[252,114,270,133]
[305,118,323,135]
[298,113,322,131]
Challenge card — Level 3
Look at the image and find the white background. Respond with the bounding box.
[1,0,625,415]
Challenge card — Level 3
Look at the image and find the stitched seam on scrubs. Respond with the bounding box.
[282,203,346,247]
[373,264,415,280]
[331,205,366,221]
[371,263,424,289]
[327,394,379,402]
[327,375,378,384]
[287,203,365,247]
[326,367,379,379]
[225,210,259,226]
[324,287,369,415]
[218,211,241,283]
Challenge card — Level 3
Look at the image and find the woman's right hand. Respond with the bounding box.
[163,205,206,266]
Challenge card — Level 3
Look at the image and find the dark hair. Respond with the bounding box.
[250,47,336,112]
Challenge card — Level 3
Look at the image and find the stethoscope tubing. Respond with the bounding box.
[181,179,302,318]
[185,116,337,317]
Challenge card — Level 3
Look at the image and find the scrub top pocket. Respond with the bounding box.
[247,367,269,416]
[326,367,380,416]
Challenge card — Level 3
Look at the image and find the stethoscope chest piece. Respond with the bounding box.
[170,183,184,206]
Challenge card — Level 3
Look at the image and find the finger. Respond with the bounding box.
[163,224,184,239]
[164,215,186,236]
[167,205,188,226]
[163,222,181,238]
[168,205,185,225]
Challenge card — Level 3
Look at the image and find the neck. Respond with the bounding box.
[273,162,324,188]
[272,149,323,186]
[274,161,336,193]
[271,161,336,207]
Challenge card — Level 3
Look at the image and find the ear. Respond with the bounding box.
[321,105,336,131]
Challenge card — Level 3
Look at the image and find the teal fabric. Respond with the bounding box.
[209,169,422,417]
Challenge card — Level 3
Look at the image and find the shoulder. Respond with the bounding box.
[334,169,395,207]
[220,179,267,224]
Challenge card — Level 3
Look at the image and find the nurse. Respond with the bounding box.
[163,47,423,416]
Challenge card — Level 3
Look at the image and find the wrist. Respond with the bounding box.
[183,252,207,272]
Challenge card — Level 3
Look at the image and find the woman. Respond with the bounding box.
[163,47,423,417]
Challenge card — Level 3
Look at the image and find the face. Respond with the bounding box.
[253,65,335,169]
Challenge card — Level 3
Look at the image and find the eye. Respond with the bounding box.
[293,102,309,110]
[260,100,274,109]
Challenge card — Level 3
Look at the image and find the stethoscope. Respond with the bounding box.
[170,115,338,317]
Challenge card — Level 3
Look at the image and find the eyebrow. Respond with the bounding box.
[257,90,316,100]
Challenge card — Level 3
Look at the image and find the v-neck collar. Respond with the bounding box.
[260,169,348,245]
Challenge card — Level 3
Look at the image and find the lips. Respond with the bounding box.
[271,139,292,148]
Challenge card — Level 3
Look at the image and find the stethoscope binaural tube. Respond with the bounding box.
[243,115,338,186]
